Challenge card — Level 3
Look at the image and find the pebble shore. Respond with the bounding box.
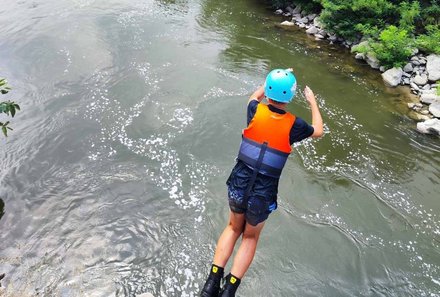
[275,5,440,135]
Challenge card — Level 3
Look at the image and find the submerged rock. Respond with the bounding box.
[427,54,440,81]
[382,67,403,87]
[417,118,440,135]
[280,20,295,26]
[355,53,365,60]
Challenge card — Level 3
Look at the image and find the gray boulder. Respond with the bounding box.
[306,26,319,35]
[298,17,309,24]
[413,74,429,86]
[417,118,440,135]
[403,63,413,73]
[410,82,420,91]
[307,14,317,21]
[366,53,380,69]
[292,14,302,21]
[429,102,440,117]
[313,17,323,28]
[382,67,403,87]
[427,54,440,81]
[275,9,283,14]
[420,93,440,104]
[328,34,338,42]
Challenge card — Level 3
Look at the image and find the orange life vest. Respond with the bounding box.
[238,103,296,178]
[243,104,295,153]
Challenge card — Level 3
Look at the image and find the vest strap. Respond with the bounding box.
[243,142,268,201]
[237,136,289,178]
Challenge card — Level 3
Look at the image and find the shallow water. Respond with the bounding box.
[0,0,439,296]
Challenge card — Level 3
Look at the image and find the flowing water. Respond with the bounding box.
[0,0,439,296]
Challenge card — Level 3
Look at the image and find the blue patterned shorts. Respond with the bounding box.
[226,160,279,226]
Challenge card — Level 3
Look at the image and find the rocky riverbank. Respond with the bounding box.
[274,5,440,135]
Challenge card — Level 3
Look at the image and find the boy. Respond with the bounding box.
[201,69,324,297]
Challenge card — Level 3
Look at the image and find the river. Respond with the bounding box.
[0,0,439,296]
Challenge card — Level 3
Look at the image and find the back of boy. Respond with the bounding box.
[201,69,323,297]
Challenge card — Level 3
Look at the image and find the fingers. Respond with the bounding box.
[304,86,313,96]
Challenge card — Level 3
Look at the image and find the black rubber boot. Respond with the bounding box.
[219,273,241,297]
[201,265,224,297]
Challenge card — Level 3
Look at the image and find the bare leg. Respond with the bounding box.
[213,211,246,268]
[230,221,265,279]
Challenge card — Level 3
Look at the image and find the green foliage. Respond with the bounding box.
[319,0,395,39]
[416,25,440,53]
[369,26,415,68]
[421,1,440,26]
[0,78,20,137]
[266,0,440,57]
[398,1,420,30]
[0,78,11,95]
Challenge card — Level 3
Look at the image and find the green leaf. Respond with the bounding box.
[2,126,7,137]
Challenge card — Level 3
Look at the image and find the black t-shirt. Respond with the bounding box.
[247,100,314,144]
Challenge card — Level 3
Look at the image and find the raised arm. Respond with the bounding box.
[248,85,265,104]
[304,86,324,138]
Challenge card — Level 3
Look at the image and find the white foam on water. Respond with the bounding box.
[84,60,221,296]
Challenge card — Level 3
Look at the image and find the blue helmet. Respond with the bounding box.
[264,69,297,103]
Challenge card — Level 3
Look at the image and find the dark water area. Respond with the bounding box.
[0,0,439,296]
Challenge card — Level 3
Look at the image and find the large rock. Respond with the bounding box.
[298,17,309,24]
[420,93,440,104]
[427,54,440,81]
[306,26,319,35]
[413,74,429,86]
[366,53,380,69]
[417,118,440,135]
[351,41,369,53]
[307,14,317,21]
[429,102,440,117]
[382,67,403,87]
[313,17,323,28]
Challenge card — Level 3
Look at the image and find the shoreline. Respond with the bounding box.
[274,4,440,135]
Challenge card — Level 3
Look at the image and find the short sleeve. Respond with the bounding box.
[247,100,259,125]
[290,117,314,144]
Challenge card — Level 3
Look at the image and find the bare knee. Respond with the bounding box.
[243,223,264,240]
[228,220,245,234]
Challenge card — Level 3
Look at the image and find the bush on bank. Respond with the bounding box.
[265,0,440,68]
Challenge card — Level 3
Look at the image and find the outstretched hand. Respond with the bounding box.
[304,86,317,105]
